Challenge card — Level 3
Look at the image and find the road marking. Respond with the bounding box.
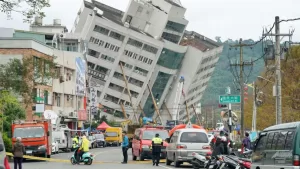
[158,164,174,169]
[7,152,168,165]
[93,148,120,157]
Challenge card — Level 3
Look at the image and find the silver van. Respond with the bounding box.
[165,128,211,168]
[251,122,300,169]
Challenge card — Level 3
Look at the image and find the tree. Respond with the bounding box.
[0,58,57,110]
[99,115,108,124]
[0,0,50,22]
[0,90,26,134]
[244,45,300,130]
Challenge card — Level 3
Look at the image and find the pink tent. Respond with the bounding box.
[97,122,111,130]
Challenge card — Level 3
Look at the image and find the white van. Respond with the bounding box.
[165,128,211,168]
[52,130,72,151]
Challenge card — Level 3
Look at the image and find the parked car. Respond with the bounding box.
[94,134,106,148]
[251,122,300,169]
[0,133,10,169]
[88,135,96,149]
[165,128,211,168]
[51,140,59,154]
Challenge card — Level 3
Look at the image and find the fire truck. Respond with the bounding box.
[132,125,169,161]
[12,120,52,158]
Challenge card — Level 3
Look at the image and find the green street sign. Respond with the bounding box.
[35,97,44,101]
[219,95,241,104]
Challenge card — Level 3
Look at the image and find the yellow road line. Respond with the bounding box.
[6,152,166,164]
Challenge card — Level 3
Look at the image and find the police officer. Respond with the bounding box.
[151,133,163,166]
[72,134,79,150]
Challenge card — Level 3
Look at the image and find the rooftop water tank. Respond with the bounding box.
[53,19,61,26]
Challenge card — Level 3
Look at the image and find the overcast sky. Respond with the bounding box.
[1,0,300,42]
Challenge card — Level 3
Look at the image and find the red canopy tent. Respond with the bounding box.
[96,122,111,130]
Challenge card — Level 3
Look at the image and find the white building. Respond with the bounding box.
[71,0,223,123]
[0,25,87,129]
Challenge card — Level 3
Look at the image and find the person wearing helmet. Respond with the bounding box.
[211,137,224,158]
[151,133,163,166]
[76,135,89,163]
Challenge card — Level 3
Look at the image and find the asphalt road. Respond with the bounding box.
[8,146,193,169]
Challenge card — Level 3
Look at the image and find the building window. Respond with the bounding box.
[110,44,115,51]
[162,32,181,44]
[127,38,143,48]
[109,31,125,42]
[65,43,78,52]
[93,25,110,35]
[99,40,104,46]
[125,15,132,24]
[142,44,158,54]
[105,42,110,49]
[165,21,186,33]
[133,53,138,59]
[100,54,115,63]
[134,66,148,76]
[114,46,120,52]
[89,37,95,42]
[88,62,95,69]
[94,38,99,44]
[138,55,143,61]
[148,59,153,65]
[119,61,133,70]
[157,48,184,69]
[143,57,148,63]
[88,49,99,58]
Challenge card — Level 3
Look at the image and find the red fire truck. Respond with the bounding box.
[12,120,52,158]
[132,125,169,161]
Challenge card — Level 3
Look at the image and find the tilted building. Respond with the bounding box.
[72,0,223,123]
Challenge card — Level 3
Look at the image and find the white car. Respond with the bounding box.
[51,141,59,154]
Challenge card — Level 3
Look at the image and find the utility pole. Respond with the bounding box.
[275,16,282,124]
[263,16,293,124]
[252,82,257,131]
[230,38,253,137]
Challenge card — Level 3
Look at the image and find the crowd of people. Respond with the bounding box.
[210,131,252,158]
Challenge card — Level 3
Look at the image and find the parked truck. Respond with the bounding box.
[12,120,52,158]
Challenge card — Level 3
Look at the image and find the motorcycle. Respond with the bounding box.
[220,155,251,169]
[191,152,207,169]
[205,156,223,169]
[70,147,94,165]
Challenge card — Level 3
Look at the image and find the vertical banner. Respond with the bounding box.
[75,57,86,96]
[89,87,98,115]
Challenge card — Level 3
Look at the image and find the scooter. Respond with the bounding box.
[191,152,207,169]
[70,146,94,165]
[220,155,251,169]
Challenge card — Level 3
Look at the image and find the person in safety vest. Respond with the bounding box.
[152,133,163,166]
[72,135,79,149]
[76,135,89,163]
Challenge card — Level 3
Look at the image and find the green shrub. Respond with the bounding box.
[3,132,12,152]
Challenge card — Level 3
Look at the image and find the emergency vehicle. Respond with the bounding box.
[132,125,169,161]
[12,120,52,158]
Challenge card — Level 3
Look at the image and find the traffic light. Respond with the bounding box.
[218,104,227,108]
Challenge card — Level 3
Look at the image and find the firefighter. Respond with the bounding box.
[151,133,163,166]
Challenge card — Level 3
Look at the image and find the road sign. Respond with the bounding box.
[219,95,241,104]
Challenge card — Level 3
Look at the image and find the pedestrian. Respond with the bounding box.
[242,132,251,150]
[211,137,224,158]
[151,133,163,166]
[121,131,129,164]
[12,137,25,169]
